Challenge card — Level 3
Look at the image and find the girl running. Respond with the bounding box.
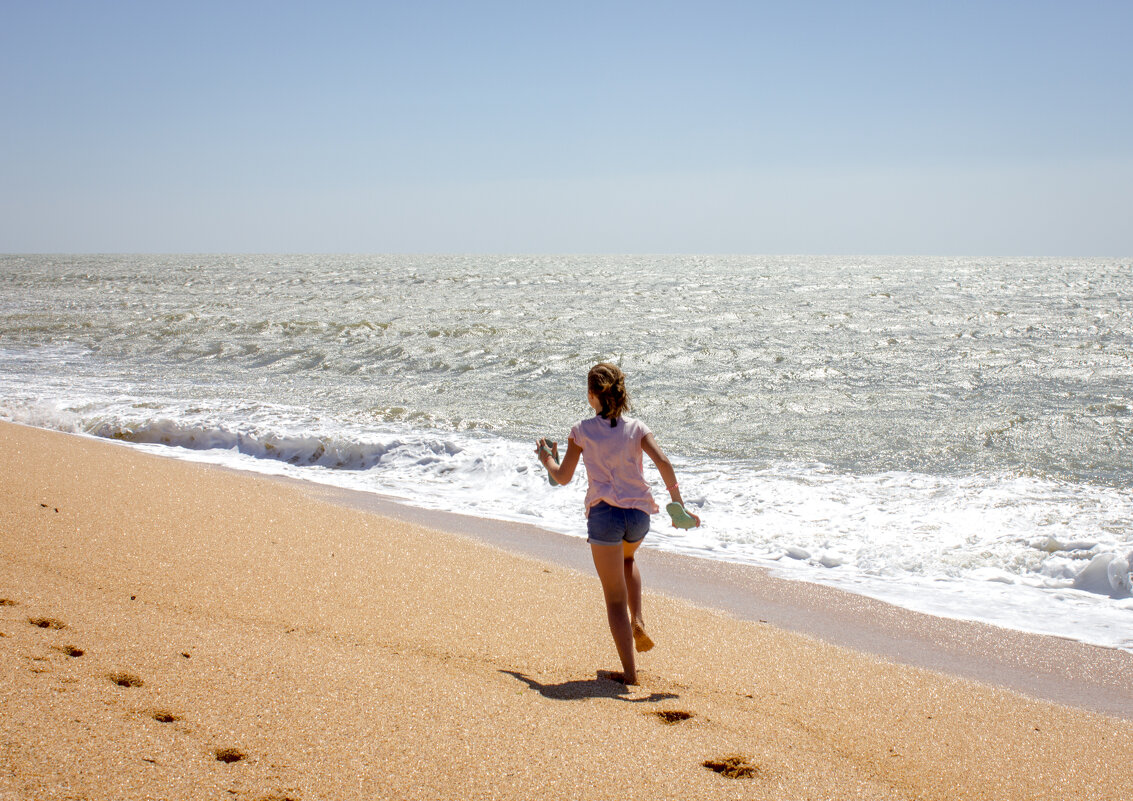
[536,363,700,685]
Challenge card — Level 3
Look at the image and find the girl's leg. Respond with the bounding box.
[590,542,636,684]
[623,539,653,652]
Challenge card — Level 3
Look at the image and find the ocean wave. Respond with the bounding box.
[82,416,463,472]
[1071,551,1133,598]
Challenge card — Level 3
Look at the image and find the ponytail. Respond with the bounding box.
[588,363,630,426]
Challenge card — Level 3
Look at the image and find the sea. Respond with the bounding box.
[2,254,1130,652]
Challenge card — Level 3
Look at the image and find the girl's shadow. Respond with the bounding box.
[501,670,679,702]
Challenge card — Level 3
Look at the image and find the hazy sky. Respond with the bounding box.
[2,1,1130,255]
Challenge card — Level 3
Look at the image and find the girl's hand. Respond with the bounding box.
[535,438,558,465]
[540,436,581,486]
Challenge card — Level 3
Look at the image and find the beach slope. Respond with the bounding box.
[1,422,1129,800]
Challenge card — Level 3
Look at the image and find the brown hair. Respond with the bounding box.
[588,362,630,426]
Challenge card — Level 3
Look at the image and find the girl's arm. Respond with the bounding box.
[642,433,701,526]
[537,436,582,485]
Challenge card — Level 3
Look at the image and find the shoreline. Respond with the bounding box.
[2,421,1130,800]
[299,477,1133,721]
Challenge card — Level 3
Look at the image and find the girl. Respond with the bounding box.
[536,362,700,686]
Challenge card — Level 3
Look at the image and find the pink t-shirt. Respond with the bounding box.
[569,415,659,516]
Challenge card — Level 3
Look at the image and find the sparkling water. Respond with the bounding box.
[2,254,1130,651]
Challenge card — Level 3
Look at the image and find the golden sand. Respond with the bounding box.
[1,422,1129,800]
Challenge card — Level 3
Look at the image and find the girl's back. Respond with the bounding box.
[570,415,657,515]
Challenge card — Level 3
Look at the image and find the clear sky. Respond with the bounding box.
[2,0,1130,255]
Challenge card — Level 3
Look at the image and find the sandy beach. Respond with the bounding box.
[1,421,1130,801]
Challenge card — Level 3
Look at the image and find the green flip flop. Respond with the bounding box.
[666,502,698,529]
[540,440,559,486]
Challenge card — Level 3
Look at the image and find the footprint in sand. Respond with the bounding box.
[702,755,760,779]
[649,709,694,724]
[53,644,84,658]
[214,747,246,764]
[152,711,181,724]
[28,616,67,630]
[108,671,145,688]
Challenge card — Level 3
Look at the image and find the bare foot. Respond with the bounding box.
[632,621,655,653]
[598,669,638,686]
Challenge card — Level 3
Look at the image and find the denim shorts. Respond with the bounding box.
[586,501,650,546]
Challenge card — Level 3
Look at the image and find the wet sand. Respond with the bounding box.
[1,421,1129,800]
